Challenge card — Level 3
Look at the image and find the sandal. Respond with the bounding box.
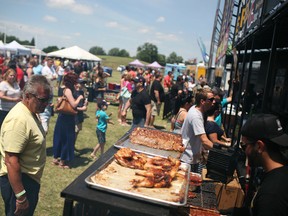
[59,161,70,169]
[90,154,97,159]
[51,159,59,166]
[120,123,129,126]
[59,163,70,169]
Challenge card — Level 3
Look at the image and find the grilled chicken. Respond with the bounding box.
[114,148,181,188]
[114,148,148,170]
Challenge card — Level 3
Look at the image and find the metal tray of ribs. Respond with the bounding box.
[114,127,184,159]
[85,148,190,207]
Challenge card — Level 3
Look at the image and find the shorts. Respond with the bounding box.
[151,100,162,116]
[121,97,129,111]
[96,128,106,144]
[57,75,63,83]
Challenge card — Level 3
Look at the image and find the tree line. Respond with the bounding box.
[88,43,184,65]
[0,32,35,46]
[0,33,184,65]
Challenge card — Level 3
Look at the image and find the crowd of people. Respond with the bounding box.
[0,54,104,215]
[0,53,288,216]
[115,65,288,216]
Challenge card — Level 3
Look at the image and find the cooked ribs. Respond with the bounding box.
[114,148,181,188]
[129,127,184,152]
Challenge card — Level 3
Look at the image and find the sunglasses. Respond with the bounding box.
[206,97,215,102]
[31,93,50,103]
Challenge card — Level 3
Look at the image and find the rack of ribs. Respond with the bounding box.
[129,127,185,152]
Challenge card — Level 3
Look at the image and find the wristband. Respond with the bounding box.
[15,189,26,199]
[16,197,27,204]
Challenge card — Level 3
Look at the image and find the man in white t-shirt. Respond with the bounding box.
[41,58,56,80]
[181,89,215,173]
[40,58,56,133]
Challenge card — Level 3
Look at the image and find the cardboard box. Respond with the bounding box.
[202,169,245,212]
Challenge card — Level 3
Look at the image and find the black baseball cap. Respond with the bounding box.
[241,114,288,147]
[133,76,145,85]
[97,100,108,108]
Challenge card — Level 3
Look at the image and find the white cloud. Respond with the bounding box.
[155,32,178,41]
[70,3,93,14]
[73,32,81,36]
[43,15,57,22]
[0,21,45,37]
[105,21,129,31]
[138,28,150,34]
[156,16,165,23]
[45,0,93,15]
[106,21,119,28]
[147,39,162,45]
[45,0,74,7]
[0,20,72,49]
[62,35,72,40]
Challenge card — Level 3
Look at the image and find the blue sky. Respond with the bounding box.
[0,0,219,62]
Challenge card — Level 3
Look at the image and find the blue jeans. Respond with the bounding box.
[0,173,40,216]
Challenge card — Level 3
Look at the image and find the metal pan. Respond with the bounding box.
[114,128,183,159]
[85,155,190,207]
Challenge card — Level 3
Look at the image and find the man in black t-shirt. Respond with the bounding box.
[241,114,288,216]
[122,76,151,129]
[170,75,184,115]
[149,73,165,127]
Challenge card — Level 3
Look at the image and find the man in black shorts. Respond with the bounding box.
[122,76,151,129]
[241,114,288,216]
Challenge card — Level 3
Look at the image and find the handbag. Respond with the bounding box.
[120,83,131,99]
[55,89,78,115]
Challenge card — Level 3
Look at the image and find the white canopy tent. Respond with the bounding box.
[47,46,101,61]
[5,40,31,55]
[0,40,17,55]
[31,48,47,56]
[0,41,5,54]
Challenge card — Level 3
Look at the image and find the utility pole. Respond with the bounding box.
[4,24,7,44]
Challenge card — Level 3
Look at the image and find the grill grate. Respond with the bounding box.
[187,182,218,210]
[206,146,239,183]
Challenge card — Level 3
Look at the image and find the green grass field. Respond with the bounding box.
[0,56,168,216]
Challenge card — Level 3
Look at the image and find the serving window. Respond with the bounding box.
[271,68,288,115]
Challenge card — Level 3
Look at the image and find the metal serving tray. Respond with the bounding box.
[85,156,190,207]
[114,129,183,159]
